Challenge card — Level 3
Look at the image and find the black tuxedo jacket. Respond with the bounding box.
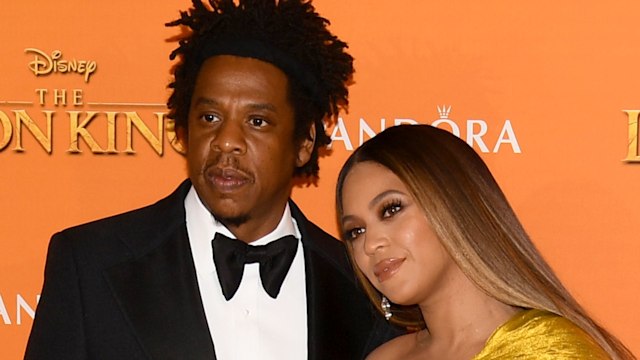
[25,180,401,359]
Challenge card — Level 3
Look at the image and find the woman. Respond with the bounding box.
[336,125,635,359]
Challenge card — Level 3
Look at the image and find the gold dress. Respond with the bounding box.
[473,309,610,359]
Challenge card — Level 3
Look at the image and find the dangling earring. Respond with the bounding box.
[381,296,392,320]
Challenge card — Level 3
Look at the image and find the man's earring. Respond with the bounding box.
[381,296,392,321]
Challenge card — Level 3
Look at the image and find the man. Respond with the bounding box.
[25,0,401,359]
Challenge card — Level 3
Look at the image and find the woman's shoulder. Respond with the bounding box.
[366,332,417,360]
[473,309,610,359]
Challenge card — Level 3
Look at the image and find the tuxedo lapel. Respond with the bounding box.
[104,181,216,359]
[292,202,383,360]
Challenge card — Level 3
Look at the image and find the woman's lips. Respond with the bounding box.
[373,258,406,283]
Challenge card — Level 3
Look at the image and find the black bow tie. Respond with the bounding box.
[211,233,298,301]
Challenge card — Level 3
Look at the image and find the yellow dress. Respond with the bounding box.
[473,309,610,359]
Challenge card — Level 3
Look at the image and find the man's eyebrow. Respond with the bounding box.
[192,97,277,112]
[192,97,219,107]
[246,102,277,112]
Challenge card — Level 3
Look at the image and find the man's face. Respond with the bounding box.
[187,55,313,242]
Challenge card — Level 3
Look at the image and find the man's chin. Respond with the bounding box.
[195,189,251,227]
[215,214,250,229]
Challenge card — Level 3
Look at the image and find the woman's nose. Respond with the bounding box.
[362,227,389,256]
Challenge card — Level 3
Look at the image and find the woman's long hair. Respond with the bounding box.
[336,124,634,359]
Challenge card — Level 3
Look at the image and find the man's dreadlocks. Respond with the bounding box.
[166,0,354,178]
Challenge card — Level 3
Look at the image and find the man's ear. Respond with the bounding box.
[296,123,316,167]
[173,125,188,154]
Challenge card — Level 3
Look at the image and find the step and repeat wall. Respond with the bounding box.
[1,1,638,358]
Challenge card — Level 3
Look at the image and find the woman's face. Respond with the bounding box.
[340,161,459,306]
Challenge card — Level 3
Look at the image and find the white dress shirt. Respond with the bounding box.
[185,186,308,360]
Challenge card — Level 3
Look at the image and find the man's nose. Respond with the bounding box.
[210,118,247,154]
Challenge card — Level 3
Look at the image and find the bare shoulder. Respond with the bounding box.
[366,333,416,360]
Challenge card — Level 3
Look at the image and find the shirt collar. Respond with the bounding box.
[185,185,300,247]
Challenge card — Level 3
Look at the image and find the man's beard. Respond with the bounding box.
[216,214,250,230]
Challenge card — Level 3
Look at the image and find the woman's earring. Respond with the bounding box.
[381,296,392,320]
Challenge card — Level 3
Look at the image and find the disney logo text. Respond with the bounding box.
[25,48,97,83]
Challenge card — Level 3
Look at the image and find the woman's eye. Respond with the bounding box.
[202,114,221,123]
[345,227,365,241]
[381,201,402,218]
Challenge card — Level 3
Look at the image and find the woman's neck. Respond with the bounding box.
[416,267,520,354]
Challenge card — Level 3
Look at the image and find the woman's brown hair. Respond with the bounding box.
[336,124,634,359]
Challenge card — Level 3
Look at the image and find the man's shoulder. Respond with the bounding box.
[55,180,190,247]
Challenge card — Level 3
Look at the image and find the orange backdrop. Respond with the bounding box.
[1,1,638,358]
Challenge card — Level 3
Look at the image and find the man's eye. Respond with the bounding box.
[202,114,221,123]
[345,227,365,241]
[249,117,267,127]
